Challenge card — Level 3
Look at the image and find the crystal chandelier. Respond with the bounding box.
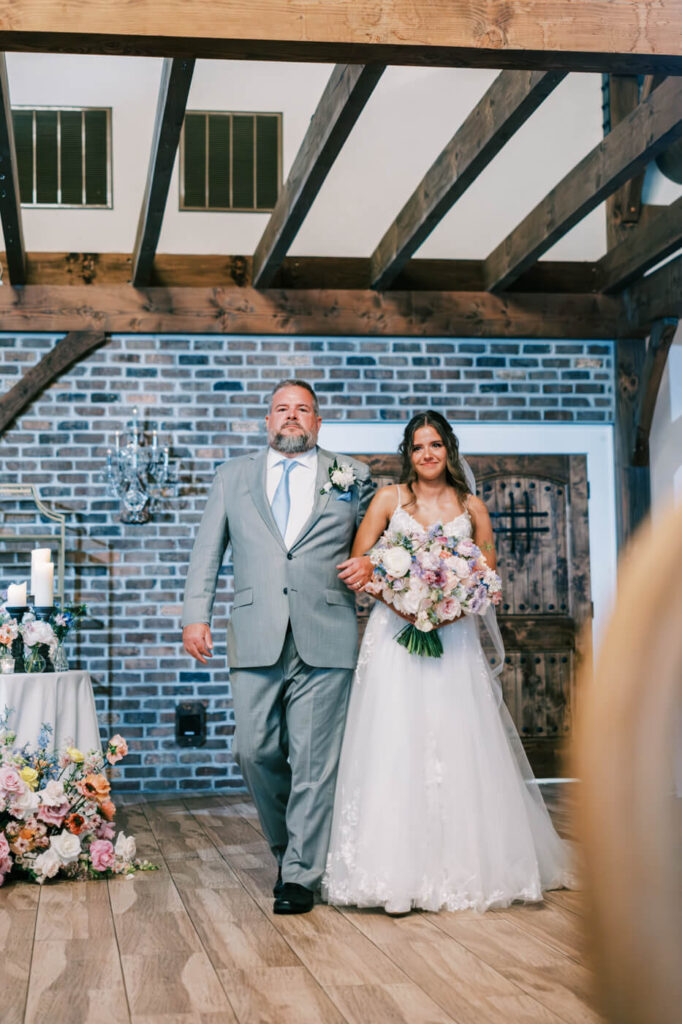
[106,408,174,523]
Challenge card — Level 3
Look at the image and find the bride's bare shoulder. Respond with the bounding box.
[466,493,490,517]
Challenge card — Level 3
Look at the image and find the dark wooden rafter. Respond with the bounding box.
[252,64,384,288]
[485,76,682,292]
[0,331,107,436]
[632,318,678,467]
[1,1,682,74]
[605,75,646,250]
[0,284,635,339]
[0,53,25,285]
[131,56,195,287]
[598,195,682,293]
[370,70,565,291]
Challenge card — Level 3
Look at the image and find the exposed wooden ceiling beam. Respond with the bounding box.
[485,76,682,292]
[632,318,678,467]
[626,252,682,328]
[0,284,634,339]
[598,197,682,293]
[0,53,25,285]
[131,57,195,287]
[1,2,682,73]
[370,70,565,291]
[252,64,384,288]
[0,331,107,436]
[4,251,600,293]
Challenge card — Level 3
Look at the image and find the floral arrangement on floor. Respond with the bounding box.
[0,600,87,673]
[366,518,503,657]
[0,709,156,885]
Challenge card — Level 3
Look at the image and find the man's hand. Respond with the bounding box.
[337,555,373,591]
[183,623,214,664]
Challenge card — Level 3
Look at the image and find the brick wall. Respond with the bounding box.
[0,333,614,791]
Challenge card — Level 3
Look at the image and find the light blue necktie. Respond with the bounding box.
[271,459,299,538]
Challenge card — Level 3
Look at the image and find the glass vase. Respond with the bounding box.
[24,648,45,673]
[53,642,69,672]
[0,652,15,674]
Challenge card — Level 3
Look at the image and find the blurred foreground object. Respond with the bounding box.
[574,502,682,1024]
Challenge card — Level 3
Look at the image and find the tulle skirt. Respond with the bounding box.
[323,603,575,913]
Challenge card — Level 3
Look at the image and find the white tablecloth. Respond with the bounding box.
[0,671,101,753]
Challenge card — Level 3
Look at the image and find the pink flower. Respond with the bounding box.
[0,833,10,859]
[436,596,462,622]
[95,820,115,841]
[37,802,70,828]
[89,838,116,872]
[106,735,128,765]
[0,765,23,794]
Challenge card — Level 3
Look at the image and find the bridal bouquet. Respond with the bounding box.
[0,710,155,886]
[366,520,502,657]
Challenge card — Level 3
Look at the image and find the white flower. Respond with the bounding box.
[33,846,61,879]
[330,464,355,490]
[39,778,67,807]
[381,546,412,578]
[115,832,136,861]
[50,831,81,864]
[394,579,429,616]
[21,619,56,649]
[446,556,471,578]
[10,782,40,820]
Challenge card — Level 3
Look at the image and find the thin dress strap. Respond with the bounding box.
[395,484,402,511]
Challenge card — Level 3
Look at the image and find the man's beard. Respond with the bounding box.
[269,427,316,454]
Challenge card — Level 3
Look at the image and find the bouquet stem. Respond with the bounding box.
[394,623,443,658]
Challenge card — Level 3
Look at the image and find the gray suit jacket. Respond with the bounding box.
[182,447,375,669]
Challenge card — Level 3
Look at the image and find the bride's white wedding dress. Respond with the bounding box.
[323,503,575,913]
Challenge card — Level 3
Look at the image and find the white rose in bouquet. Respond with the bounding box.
[39,778,66,806]
[50,831,81,864]
[381,546,412,578]
[394,579,429,616]
[10,783,40,819]
[33,846,61,880]
[445,555,471,578]
[114,831,136,861]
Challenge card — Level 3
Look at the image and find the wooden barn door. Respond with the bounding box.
[355,454,592,778]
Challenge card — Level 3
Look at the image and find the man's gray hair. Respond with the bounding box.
[269,378,320,416]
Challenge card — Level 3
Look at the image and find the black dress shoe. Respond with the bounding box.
[273,882,315,914]
[273,865,283,897]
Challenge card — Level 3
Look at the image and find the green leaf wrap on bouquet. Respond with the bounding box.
[394,623,444,658]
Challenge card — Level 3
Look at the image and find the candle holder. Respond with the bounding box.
[5,605,27,673]
[33,605,55,622]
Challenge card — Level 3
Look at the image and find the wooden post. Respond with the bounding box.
[632,318,678,466]
[0,53,26,284]
[614,339,650,551]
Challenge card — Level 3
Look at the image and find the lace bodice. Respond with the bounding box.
[389,505,473,539]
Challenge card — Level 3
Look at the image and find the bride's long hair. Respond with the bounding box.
[398,411,472,506]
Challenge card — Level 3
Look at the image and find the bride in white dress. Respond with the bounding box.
[323,411,574,913]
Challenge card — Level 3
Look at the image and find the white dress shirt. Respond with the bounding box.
[266,446,318,549]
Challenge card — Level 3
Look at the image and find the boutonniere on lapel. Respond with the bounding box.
[321,459,356,502]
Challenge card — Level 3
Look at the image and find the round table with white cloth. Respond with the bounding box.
[0,670,101,753]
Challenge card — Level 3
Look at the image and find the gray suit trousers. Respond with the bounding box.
[230,628,352,890]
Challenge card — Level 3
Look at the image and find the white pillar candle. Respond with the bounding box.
[30,548,52,598]
[33,563,54,607]
[7,581,27,606]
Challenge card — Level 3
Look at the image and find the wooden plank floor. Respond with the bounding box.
[0,788,603,1024]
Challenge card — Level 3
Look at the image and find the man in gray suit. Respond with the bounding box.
[182,379,374,913]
